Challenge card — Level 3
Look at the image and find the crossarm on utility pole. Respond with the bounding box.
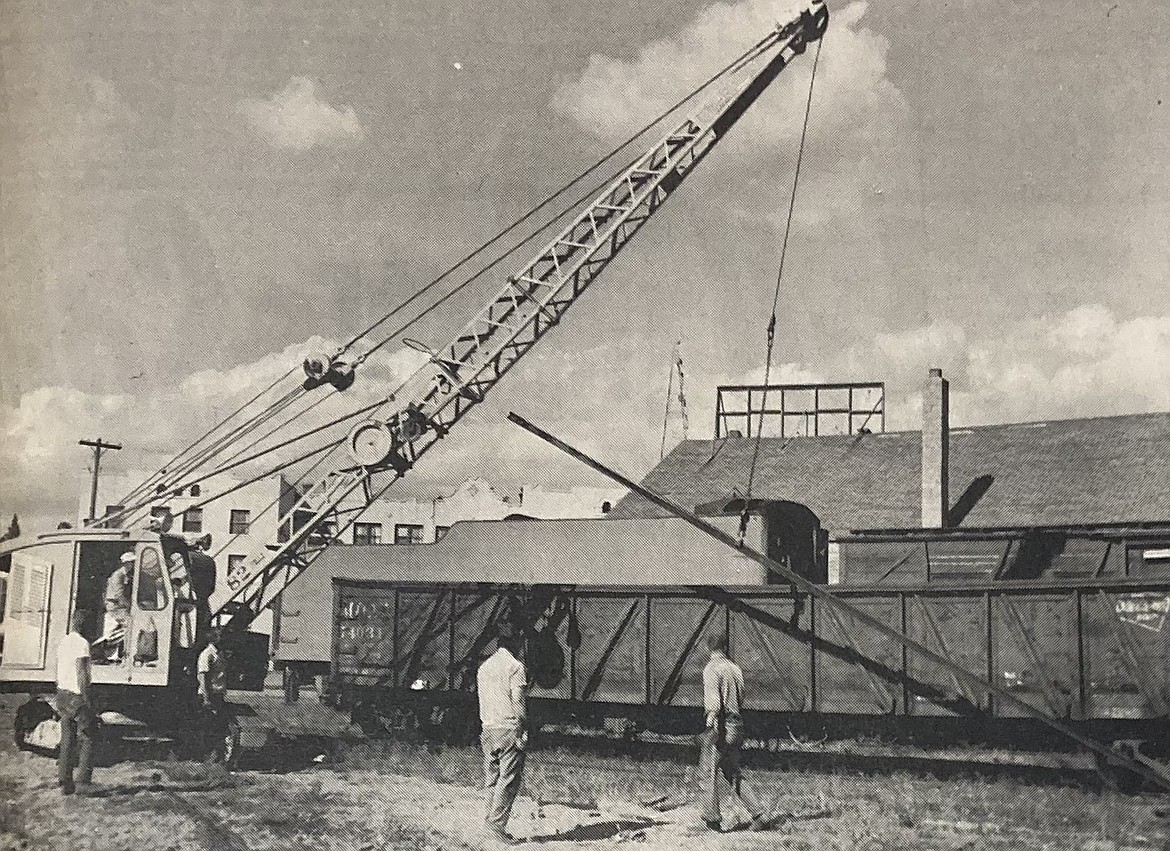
[505,411,1170,792]
[79,437,123,525]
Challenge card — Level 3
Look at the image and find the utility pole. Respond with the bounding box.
[79,437,122,525]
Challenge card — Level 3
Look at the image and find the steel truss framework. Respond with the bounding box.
[214,4,830,627]
[714,381,885,439]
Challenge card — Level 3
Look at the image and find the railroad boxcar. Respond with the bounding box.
[318,516,1170,749]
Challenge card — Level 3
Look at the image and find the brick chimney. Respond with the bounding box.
[921,368,949,528]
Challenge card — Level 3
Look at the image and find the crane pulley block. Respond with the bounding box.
[303,354,356,391]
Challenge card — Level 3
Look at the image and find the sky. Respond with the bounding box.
[1,0,1168,533]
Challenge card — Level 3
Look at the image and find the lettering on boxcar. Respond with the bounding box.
[339,622,387,644]
[1114,594,1170,632]
[340,599,393,620]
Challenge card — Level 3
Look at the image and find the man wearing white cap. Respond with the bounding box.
[101,551,135,662]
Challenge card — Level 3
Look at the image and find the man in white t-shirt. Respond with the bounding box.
[477,624,528,845]
[197,628,230,761]
[56,610,96,795]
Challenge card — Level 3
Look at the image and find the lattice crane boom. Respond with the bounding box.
[214,1,829,629]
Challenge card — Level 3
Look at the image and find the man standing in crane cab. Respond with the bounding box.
[477,623,528,845]
[700,633,769,832]
[56,610,96,795]
[101,551,135,662]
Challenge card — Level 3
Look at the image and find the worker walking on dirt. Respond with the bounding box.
[56,610,96,795]
[198,627,230,761]
[477,623,528,845]
[700,632,768,832]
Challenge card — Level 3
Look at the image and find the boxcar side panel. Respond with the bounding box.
[813,595,903,715]
[450,589,507,693]
[397,589,452,690]
[647,595,725,708]
[990,593,1079,718]
[904,593,988,716]
[334,586,396,688]
[730,595,812,712]
[573,593,647,705]
[1082,589,1170,719]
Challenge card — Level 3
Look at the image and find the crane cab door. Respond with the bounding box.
[126,544,172,686]
[87,542,172,686]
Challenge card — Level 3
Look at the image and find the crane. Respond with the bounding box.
[214,1,830,630]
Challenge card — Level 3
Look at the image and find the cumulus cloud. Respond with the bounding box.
[550,1,910,230]
[553,2,905,152]
[238,77,365,150]
[5,305,1168,535]
[850,305,1170,430]
[0,338,427,533]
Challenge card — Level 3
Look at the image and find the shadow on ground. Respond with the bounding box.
[528,816,665,843]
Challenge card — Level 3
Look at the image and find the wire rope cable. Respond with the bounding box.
[738,35,824,546]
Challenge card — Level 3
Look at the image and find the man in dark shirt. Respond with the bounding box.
[699,632,767,832]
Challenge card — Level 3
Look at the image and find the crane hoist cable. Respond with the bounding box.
[207,437,348,561]
[659,343,679,460]
[112,37,779,524]
[165,35,786,499]
[109,384,311,529]
[111,368,300,512]
[335,33,776,362]
[354,39,778,364]
[738,35,824,547]
[105,379,306,525]
[659,342,690,459]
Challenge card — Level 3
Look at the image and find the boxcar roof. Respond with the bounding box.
[609,411,1170,531]
[275,515,770,663]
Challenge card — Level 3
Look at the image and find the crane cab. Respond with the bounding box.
[1,528,207,692]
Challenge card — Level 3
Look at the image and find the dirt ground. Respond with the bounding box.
[2,692,1169,851]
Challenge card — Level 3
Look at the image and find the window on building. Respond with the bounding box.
[434,526,450,542]
[104,505,125,529]
[601,501,612,514]
[394,524,424,545]
[189,484,201,497]
[353,523,382,545]
[182,507,203,534]
[229,509,251,535]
